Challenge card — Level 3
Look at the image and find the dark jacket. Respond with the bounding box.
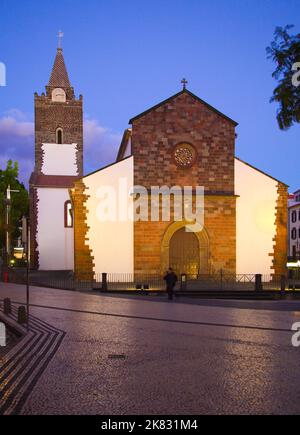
[164,272,178,288]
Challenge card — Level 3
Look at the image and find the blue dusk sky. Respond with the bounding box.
[0,0,299,190]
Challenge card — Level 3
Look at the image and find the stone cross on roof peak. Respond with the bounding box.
[57,30,64,50]
[181,78,188,90]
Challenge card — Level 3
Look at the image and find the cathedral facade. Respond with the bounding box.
[30,47,288,278]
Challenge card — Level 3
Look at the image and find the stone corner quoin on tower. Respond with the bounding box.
[29,45,288,279]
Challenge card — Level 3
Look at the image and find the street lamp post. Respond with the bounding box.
[2,186,30,328]
[21,215,30,329]
[4,185,20,267]
[3,196,11,269]
[26,219,30,329]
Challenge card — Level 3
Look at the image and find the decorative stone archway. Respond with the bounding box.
[161,221,210,275]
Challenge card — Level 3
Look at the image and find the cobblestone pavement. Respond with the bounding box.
[94,292,300,312]
[0,305,65,415]
[0,283,300,415]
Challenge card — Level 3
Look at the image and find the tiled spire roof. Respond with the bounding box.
[48,48,71,88]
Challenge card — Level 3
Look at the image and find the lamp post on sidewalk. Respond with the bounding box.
[3,185,30,329]
[3,185,20,270]
[21,216,30,329]
[26,221,30,329]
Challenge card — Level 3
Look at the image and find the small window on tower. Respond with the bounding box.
[64,201,73,228]
[56,128,63,144]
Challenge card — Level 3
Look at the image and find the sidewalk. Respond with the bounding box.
[0,283,300,415]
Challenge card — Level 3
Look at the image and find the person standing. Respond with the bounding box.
[164,268,178,301]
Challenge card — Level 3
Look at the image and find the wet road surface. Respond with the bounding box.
[0,283,300,415]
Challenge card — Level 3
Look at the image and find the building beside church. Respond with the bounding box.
[288,189,300,258]
[30,46,288,279]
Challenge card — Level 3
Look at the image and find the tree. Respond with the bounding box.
[0,160,29,254]
[267,25,300,130]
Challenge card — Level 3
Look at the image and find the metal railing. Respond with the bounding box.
[1,269,297,293]
[95,272,285,292]
[102,273,165,291]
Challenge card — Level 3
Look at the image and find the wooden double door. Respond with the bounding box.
[169,227,200,277]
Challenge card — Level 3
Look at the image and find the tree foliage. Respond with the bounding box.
[0,160,29,251]
[267,25,300,130]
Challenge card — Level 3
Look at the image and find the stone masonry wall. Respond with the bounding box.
[70,180,94,280]
[271,182,288,276]
[131,91,237,275]
[134,195,236,275]
[34,94,83,176]
[131,91,236,193]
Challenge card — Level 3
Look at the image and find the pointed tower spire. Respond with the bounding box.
[48,47,71,88]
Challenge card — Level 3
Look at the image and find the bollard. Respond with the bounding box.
[102,273,108,292]
[181,274,187,291]
[17,306,27,325]
[255,274,263,291]
[3,298,11,314]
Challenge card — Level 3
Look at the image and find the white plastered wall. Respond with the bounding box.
[235,158,278,275]
[37,188,74,270]
[41,143,78,176]
[84,157,134,275]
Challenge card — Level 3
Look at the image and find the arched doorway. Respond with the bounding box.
[161,222,210,277]
[170,228,199,276]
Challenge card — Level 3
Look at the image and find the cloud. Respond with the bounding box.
[0,111,34,186]
[84,119,122,174]
[0,110,122,186]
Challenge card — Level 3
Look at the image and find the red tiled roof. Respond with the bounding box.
[30,174,79,188]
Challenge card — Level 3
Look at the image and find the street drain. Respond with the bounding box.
[108,354,126,360]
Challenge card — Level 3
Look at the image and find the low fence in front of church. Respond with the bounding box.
[2,269,297,293]
[101,273,286,292]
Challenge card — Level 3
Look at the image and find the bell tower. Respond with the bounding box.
[30,36,83,270]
